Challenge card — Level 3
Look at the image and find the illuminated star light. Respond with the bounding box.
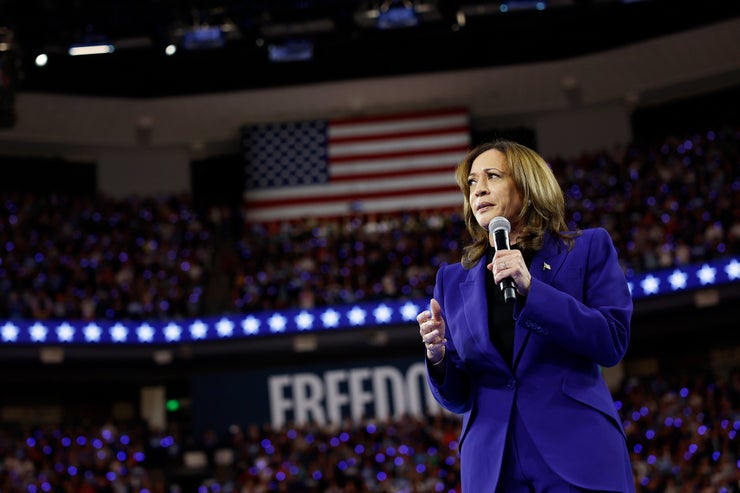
[1,322,19,342]
[164,322,182,342]
[640,275,660,296]
[295,311,314,331]
[668,270,688,291]
[373,304,392,324]
[83,323,102,342]
[697,264,716,285]
[348,306,367,326]
[242,316,260,335]
[726,259,740,280]
[216,318,235,337]
[136,323,155,343]
[30,322,48,342]
[110,323,128,342]
[400,301,420,322]
[57,322,76,342]
[190,320,209,340]
[268,313,287,333]
[321,309,340,328]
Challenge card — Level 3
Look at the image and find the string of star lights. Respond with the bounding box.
[2,257,738,346]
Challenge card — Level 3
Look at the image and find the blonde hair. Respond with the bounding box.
[454,139,577,269]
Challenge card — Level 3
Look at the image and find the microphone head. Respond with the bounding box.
[488,216,511,234]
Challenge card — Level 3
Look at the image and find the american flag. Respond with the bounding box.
[241,108,471,222]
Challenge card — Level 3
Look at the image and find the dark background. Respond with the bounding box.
[1,0,738,98]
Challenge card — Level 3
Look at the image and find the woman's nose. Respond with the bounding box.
[474,183,488,196]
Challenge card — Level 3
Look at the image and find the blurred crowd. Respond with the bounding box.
[1,123,738,320]
[1,368,739,492]
[0,193,213,321]
[618,367,740,492]
[552,126,739,275]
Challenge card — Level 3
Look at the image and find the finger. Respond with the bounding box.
[429,298,441,321]
[422,329,437,344]
[416,309,430,324]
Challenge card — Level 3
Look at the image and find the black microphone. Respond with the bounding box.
[489,216,516,303]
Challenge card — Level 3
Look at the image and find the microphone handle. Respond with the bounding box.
[493,229,516,303]
[502,284,516,303]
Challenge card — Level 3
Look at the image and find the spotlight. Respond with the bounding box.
[377,0,419,29]
[267,39,313,62]
[181,25,225,50]
[67,34,115,56]
[68,43,115,56]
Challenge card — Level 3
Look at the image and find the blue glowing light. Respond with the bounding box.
[0,257,736,346]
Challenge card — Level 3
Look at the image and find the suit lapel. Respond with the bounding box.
[530,234,567,284]
[459,259,504,362]
[511,233,569,369]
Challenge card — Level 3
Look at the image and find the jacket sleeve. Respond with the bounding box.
[515,228,632,367]
[426,263,474,414]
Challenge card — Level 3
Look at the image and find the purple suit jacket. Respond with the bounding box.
[428,228,635,492]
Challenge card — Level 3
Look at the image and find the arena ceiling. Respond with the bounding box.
[1,0,738,98]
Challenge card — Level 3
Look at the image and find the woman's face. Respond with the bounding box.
[467,148,524,232]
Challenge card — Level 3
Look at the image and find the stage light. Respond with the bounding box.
[171,18,241,52]
[354,0,441,30]
[377,1,419,29]
[181,25,225,50]
[35,53,48,67]
[268,39,314,62]
[499,1,547,13]
[68,43,115,56]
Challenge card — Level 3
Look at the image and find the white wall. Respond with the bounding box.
[98,147,191,198]
[535,102,631,159]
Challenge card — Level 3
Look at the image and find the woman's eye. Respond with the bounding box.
[467,179,476,186]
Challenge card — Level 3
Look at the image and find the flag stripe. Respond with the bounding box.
[330,124,471,146]
[248,183,461,207]
[247,174,459,203]
[247,193,464,223]
[331,139,470,163]
[331,151,464,176]
[330,165,457,184]
[243,108,470,222]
